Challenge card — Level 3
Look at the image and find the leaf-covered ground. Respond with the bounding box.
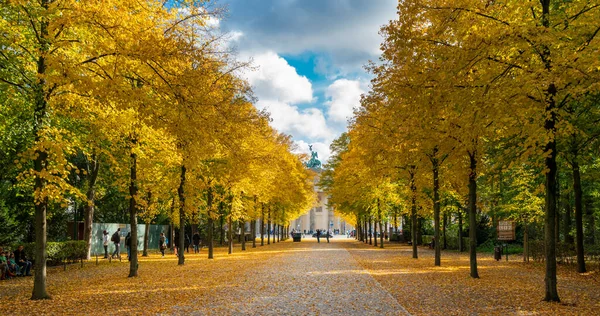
[1,238,598,315]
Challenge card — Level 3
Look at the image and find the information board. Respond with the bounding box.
[497,220,516,241]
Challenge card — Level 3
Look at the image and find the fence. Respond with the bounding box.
[90,223,169,256]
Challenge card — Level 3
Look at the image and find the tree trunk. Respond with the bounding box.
[369,217,373,245]
[219,214,224,246]
[241,221,246,251]
[31,3,51,299]
[561,175,573,244]
[252,220,256,248]
[83,154,100,260]
[267,207,271,245]
[468,150,479,278]
[178,165,186,265]
[128,146,139,277]
[410,166,418,259]
[207,186,214,259]
[524,220,529,263]
[442,211,447,250]
[374,216,378,247]
[143,221,150,257]
[541,0,560,302]
[458,210,463,252]
[261,204,265,246]
[228,216,233,254]
[431,151,441,266]
[572,160,586,273]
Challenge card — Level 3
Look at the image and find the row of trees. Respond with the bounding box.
[0,0,314,300]
[322,0,600,303]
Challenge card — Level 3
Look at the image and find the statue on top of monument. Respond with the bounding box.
[305,144,322,170]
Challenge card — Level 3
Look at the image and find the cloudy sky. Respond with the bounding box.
[218,0,398,163]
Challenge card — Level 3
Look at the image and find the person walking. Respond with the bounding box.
[326,230,330,243]
[192,232,201,253]
[102,230,109,259]
[184,234,191,253]
[111,228,121,259]
[159,232,166,257]
[125,232,131,261]
[316,229,321,243]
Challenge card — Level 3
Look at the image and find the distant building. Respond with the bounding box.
[290,146,353,234]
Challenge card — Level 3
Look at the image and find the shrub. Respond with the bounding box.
[11,241,87,265]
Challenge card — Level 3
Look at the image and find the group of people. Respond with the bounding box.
[0,245,33,280]
[315,229,331,243]
[159,232,202,257]
[102,228,135,261]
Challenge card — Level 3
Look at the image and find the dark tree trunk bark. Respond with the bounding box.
[219,214,224,246]
[572,160,586,273]
[143,220,150,257]
[267,207,271,245]
[458,210,463,252]
[31,3,51,299]
[431,149,441,266]
[410,166,418,259]
[241,221,246,251]
[261,204,265,246]
[178,166,186,265]
[252,220,257,248]
[228,216,233,254]
[84,154,100,260]
[468,150,479,278]
[442,210,447,250]
[524,220,529,262]
[541,0,560,302]
[128,145,139,277]
[374,216,378,247]
[563,189,573,244]
[207,186,214,259]
[369,217,373,245]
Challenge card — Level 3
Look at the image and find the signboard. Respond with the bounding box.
[497,220,516,241]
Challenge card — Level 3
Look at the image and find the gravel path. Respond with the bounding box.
[175,238,410,315]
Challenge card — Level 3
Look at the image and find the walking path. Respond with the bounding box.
[175,238,410,315]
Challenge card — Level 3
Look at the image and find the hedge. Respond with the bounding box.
[10,241,87,264]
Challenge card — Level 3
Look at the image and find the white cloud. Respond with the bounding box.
[325,79,366,126]
[294,140,332,166]
[243,51,313,104]
[255,100,334,141]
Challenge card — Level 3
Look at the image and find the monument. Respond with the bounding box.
[291,145,352,235]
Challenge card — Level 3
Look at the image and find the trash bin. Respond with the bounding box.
[494,246,502,261]
[292,233,302,242]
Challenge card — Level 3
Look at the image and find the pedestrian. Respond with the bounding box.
[159,232,166,257]
[125,232,131,261]
[184,234,191,253]
[326,230,330,243]
[102,230,109,258]
[111,228,121,259]
[316,229,321,243]
[192,232,200,253]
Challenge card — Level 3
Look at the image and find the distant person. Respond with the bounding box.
[102,230,109,258]
[125,232,131,261]
[192,232,201,253]
[316,229,321,243]
[326,230,330,243]
[184,234,191,253]
[13,245,32,276]
[429,237,435,249]
[159,232,166,257]
[111,228,121,259]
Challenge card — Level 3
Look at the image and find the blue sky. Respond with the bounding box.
[216,0,398,162]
